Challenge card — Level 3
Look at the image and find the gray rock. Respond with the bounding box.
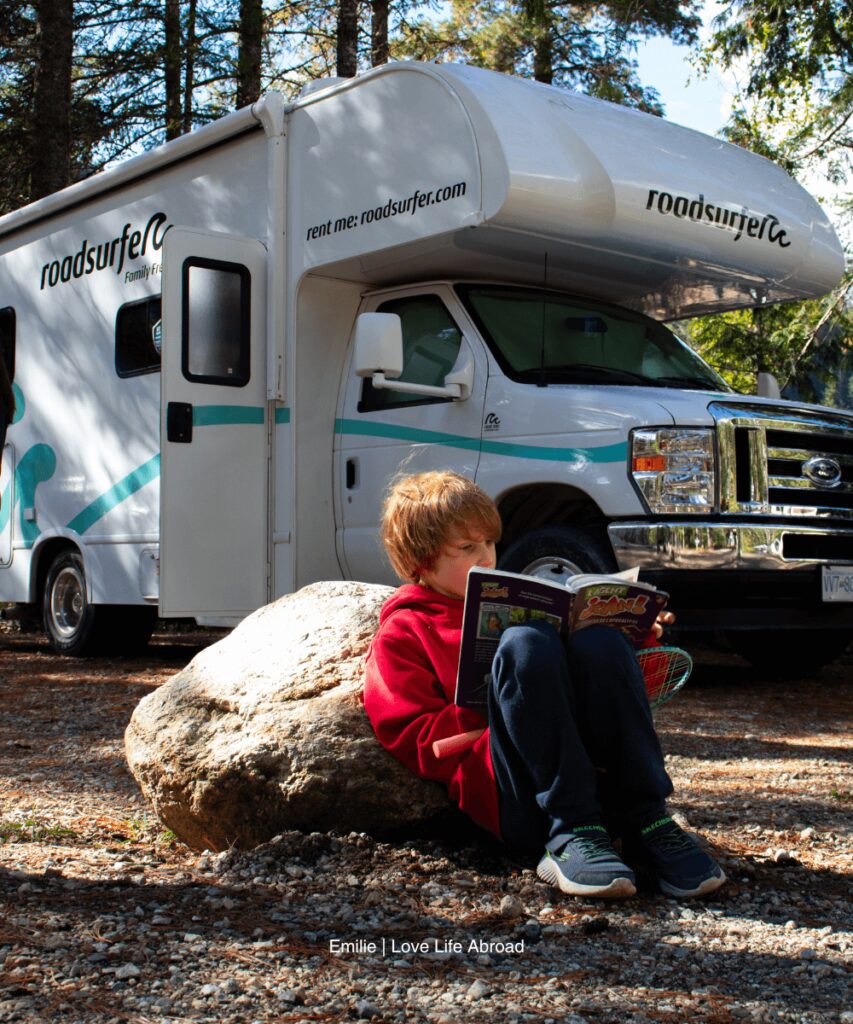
[499,895,525,919]
[125,581,450,850]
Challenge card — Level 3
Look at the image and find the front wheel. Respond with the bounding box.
[498,525,617,582]
[723,628,853,677]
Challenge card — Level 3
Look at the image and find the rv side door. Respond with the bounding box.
[160,227,268,621]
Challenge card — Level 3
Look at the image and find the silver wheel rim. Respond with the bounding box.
[521,555,584,584]
[50,565,86,639]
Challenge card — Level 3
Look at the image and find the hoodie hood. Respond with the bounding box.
[378,583,463,626]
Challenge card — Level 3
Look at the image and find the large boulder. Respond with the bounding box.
[125,581,451,850]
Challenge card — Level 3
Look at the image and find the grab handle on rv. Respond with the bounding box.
[167,402,194,443]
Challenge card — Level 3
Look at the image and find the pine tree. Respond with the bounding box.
[337,0,358,76]
[237,0,264,105]
[31,0,74,199]
[396,0,701,111]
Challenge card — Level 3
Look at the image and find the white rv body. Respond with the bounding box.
[1,62,850,667]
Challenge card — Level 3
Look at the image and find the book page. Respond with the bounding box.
[455,567,572,709]
[566,566,640,590]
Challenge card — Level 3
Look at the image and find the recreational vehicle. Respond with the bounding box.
[1,61,850,672]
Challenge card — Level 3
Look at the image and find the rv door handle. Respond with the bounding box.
[167,402,193,443]
[346,458,358,489]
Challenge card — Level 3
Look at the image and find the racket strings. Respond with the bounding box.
[636,646,693,709]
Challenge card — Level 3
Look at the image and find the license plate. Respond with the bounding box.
[822,565,853,602]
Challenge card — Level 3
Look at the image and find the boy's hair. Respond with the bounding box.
[381,470,501,583]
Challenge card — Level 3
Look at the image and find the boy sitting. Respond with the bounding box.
[363,470,725,899]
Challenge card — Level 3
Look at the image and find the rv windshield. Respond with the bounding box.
[458,285,730,391]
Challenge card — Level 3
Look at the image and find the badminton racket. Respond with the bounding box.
[636,645,693,709]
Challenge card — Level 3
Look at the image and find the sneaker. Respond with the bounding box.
[628,815,726,898]
[537,825,637,898]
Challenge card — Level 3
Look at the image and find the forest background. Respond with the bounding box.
[0,0,850,404]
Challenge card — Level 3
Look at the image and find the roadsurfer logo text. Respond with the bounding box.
[645,189,791,248]
[39,212,171,290]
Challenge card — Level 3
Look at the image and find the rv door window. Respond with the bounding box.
[0,307,15,380]
[359,295,463,411]
[182,258,250,387]
[116,296,161,378]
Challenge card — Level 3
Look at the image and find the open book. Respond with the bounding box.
[454,566,668,710]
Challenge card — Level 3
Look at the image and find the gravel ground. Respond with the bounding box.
[0,625,850,1024]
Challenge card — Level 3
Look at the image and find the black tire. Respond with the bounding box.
[42,549,156,657]
[498,525,617,584]
[42,549,101,656]
[723,628,853,678]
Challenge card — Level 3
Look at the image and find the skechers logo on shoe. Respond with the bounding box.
[640,816,673,836]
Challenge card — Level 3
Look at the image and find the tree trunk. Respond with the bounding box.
[237,0,263,107]
[31,0,74,200]
[336,0,358,78]
[524,0,553,84]
[183,0,197,134]
[371,0,388,67]
[533,31,553,84]
[164,0,182,140]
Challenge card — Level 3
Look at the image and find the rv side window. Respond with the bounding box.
[0,307,15,380]
[359,295,462,412]
[182,258,250,387]
[116,296,162,378]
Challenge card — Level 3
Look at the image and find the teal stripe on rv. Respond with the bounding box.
[6,443,57,548]
[274,407,290,424]
[67,454,161,535]
[0,479,10,534]
[192,405,265,426]
[11,383,24,424]
[334,418,627,464]
[61,407,272,536]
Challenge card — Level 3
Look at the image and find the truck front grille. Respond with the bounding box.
[713,402,853,520]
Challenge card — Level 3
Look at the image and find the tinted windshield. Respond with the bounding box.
[458,285,731,391]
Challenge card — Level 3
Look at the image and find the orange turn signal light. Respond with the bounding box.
[633,455,667,473]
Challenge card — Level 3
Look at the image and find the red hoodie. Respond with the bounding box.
[362,584,501,836]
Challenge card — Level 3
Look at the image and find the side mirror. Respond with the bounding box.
[351,311,473,401]
[757,372,781,399]
[353,313,403,379]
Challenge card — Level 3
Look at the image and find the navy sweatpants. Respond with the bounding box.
[486,621,673,851]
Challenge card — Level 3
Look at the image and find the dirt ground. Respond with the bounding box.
[0,625,850,1024]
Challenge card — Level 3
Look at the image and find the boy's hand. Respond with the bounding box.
[652,610,676,639]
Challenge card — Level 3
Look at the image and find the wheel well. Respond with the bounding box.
[34,539,80,606]
[496,484,609,553]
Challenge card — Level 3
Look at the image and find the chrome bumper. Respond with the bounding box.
[607,521,853,572]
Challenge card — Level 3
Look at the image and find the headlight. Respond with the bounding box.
[631,428,716,513]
